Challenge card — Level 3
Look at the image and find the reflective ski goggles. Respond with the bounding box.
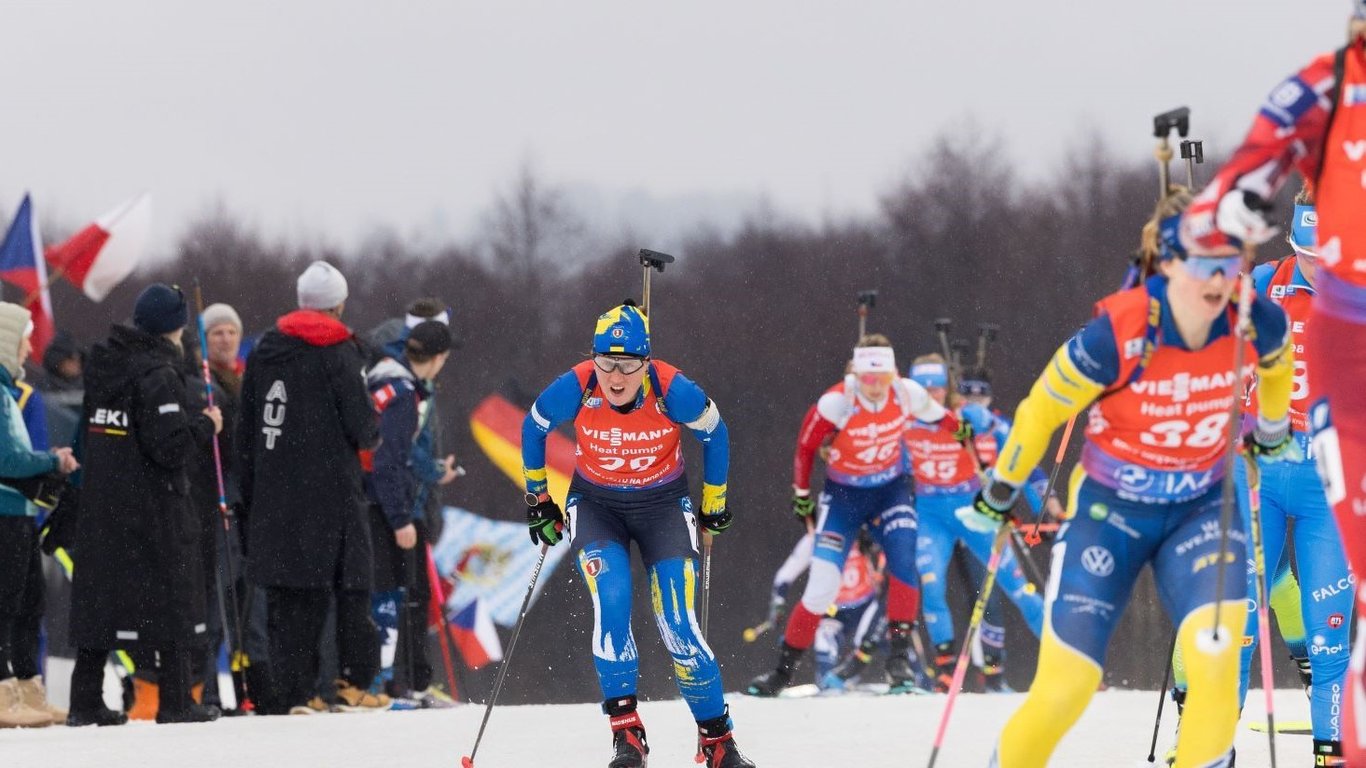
[858,371,894,386]
[1178,255,1242,281]
[592,355,647,375]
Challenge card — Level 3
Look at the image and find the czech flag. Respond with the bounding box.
[448,599,503,670]
[46,193,150,302]
[0,195,55,355]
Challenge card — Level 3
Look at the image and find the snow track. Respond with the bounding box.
[1,689,1311,767]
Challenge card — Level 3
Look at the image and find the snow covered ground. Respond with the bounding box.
[1,683,1312,768]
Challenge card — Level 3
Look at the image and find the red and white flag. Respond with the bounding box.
[0,195,55,355]
[46,193,151,302]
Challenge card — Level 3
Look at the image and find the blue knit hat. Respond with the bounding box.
[133,283,188,335]
[592,303,650,357]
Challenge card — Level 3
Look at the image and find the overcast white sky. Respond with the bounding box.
[0,1,1352,255]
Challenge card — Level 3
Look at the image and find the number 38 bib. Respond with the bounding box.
[1082,287,1255,503]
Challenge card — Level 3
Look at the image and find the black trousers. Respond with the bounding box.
[265,587,377,711]
[71,646,193,714]
[394,543,433,693]
[0,516,44,680]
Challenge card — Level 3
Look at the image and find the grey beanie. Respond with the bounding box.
[297,261,348,310]
[0,303,33,379]
[202,302,242,333]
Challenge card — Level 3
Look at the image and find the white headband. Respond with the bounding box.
[852,346,897,374]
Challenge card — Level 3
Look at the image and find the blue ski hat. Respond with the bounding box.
[593,302,650,357]
[1290,204,1318,258]
[909,360,948,389]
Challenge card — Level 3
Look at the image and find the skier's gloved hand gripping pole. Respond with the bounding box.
[192,279,253,713]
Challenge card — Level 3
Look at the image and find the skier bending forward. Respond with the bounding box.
[521,301,755,768]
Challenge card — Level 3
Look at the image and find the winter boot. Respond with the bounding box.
[604,695,648,768]
[696,707,756,768]
[931,642,956,693]
[66,707,127,727]
[0,678,50,728]
[16,676,66,725]
[745,643,803,697]
[980,654,1013,693]
[334,679,391,711]
[155,703,221,724]
[1315,739,1345,766]
[128,677,159,721]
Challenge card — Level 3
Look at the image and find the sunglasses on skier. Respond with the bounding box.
[1178,255,1243,281]
[593,355,648,375]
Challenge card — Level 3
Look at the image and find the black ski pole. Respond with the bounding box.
[1146,630,1179,763]
[461,543,551,768]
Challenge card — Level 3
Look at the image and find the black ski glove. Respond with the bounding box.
[970,477,1019,525]
[527,496,566,546]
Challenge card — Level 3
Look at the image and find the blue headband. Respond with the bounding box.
[1157,214,1187,262]
[909,362,948,389]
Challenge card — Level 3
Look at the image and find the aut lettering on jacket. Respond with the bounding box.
[262,380,287,450]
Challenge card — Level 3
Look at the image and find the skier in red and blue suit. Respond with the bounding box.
[1179,8,1366,760]
[520,302,753,768]
[746,335,962,697]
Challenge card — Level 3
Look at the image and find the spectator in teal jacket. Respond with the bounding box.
[0,302,78,727]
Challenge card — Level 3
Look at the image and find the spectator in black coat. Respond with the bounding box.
[237,261,384,714]
[67,284,223,726]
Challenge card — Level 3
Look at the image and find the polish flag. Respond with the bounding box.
[0,195,55,355]
[448,599,504,670]
[46,193,151,302]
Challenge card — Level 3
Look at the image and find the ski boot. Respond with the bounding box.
[1163,688,1184,767]
[885,622,930,694]
[932,642,955,693]
[1315,739,1345,767]
[981,654,1013,693]
[745,643,803,697]
[697,707,756,768]
[605,695,648,768]
[820,649,871,692]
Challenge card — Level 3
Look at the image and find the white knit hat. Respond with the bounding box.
[297,261,349,310]
[202,302,242,333]
[0,303,33,379]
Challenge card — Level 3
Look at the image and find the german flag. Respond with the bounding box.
[470,394,576,505]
